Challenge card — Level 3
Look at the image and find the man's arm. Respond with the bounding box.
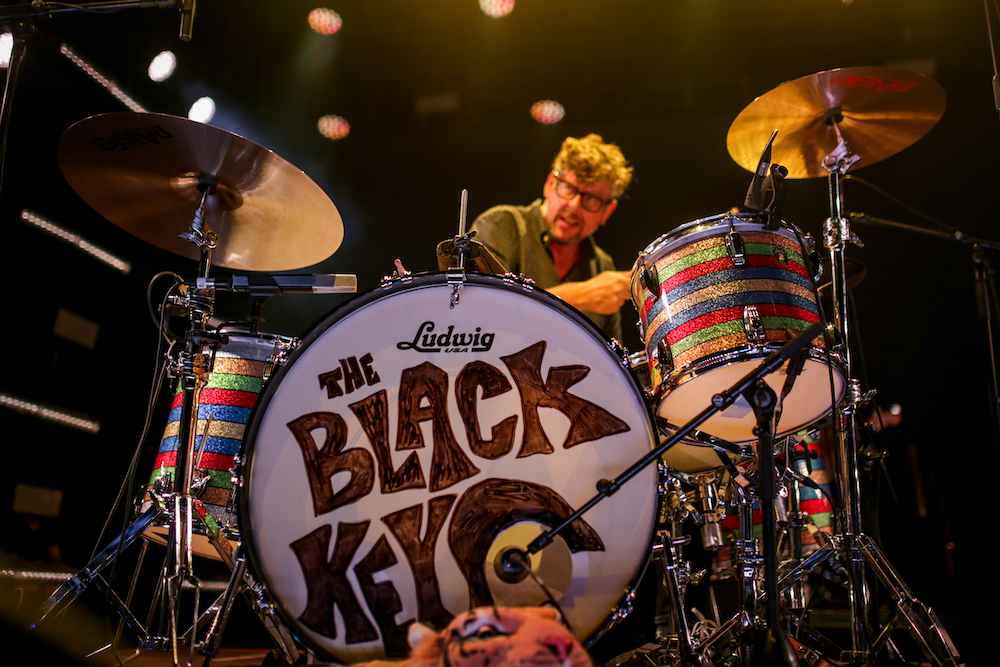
[546,270,632,315]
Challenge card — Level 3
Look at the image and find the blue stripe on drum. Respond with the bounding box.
[652,290,818,333]
[158,434,243,455]
[663,266,814,303]
[164,404,254,426]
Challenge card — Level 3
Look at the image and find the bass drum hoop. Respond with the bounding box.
[238,272,661,661]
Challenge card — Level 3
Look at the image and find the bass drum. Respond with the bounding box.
[240,273,660,664]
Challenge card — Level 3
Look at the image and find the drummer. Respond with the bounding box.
[469,133,633,341]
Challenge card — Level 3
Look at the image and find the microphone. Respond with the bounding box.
[179,0,196,41]
[744,129,778,212]
[494,546,531,584]
[194,274,358,294]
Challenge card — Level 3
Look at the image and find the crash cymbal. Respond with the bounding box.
[728,67,946,179]
[58,112,343,270]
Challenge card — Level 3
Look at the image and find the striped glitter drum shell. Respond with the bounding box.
[631,213,845,445]
[143,332,296,559]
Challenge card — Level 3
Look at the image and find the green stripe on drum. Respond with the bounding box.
[205,373,264,393]
[656,242,730,282]
[147,467,235,489]
[670,315,817,362]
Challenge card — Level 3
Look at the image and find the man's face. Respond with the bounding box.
[541,170,618,247]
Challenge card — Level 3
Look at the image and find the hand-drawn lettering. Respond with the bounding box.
[290,521,378,643]
[456,361,516,459]
[288,412,375,515]
[448,479,605,608]
[382,496,457,630]
[360,352,381,385]
[502,341,630,457]
[319,367,345,398]
[396,362,480,491]
[350,390,426,494]
[354,535,410,657]
[320,353,381,398]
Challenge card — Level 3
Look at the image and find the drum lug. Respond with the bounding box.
[610,589,636,624]
[640,264,659,295]
[742,305,766,345]
[656,338,672,372]
[447,267,466,308]
[725,230,746,266]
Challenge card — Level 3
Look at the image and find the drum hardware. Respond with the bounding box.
[719,67,964,667]
[524,321,826,568]
[34,112,351,665]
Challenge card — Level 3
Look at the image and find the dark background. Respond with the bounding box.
[1,1,997,664]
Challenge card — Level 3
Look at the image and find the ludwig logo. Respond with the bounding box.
[397,321,495,353]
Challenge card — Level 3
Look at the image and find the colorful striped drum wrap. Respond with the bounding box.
[149,339,272,510]
[718,438,834,542]
[636,228,821,392]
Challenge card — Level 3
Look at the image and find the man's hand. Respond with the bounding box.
[547,270,632,314]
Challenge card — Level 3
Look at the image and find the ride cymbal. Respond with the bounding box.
[58,112,343,270]
[727,67,946,179]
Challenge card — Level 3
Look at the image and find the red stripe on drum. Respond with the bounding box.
[150,450,236,474]
[171,387,261,410]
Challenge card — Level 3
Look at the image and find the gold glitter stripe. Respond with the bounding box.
[212,358,266,378]
[161,419,247,440]
[670,332,751,372]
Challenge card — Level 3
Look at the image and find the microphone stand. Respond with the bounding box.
[848,211,1000,445]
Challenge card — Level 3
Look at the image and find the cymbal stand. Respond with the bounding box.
[811,133,963,666]
[32,181,276,666]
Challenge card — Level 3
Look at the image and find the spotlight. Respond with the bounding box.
[148,50,177,82]
[189,96,216,123]
[309,8,343,35]
[318,114,350,140]
[480,0,515,18]
[531,99,565,124]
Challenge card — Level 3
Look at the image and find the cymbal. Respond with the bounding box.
[727,67,946,179]
[58,112,343,270]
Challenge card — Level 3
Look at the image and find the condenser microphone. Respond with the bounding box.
[744,129,778,212]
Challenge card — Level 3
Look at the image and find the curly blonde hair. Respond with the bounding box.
[552,134,633,199]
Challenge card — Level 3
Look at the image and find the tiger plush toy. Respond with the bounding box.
[352,606,593,667]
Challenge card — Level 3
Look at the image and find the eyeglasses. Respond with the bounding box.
[552,171,613,213]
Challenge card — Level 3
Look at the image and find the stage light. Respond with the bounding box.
[60,44,147,112]
[21,209,131,274]
[318,114,350,140]
[189,96,216,123]
[0,392,101,434]
[531,99,565,124]
[480,0,515,18]
[309,8,343,35]
[148,50,177,82]
[0,32,12,68]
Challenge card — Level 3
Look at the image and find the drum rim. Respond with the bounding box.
[631,212,816,287]
[655,344,847,441]
[237,271,661,660]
